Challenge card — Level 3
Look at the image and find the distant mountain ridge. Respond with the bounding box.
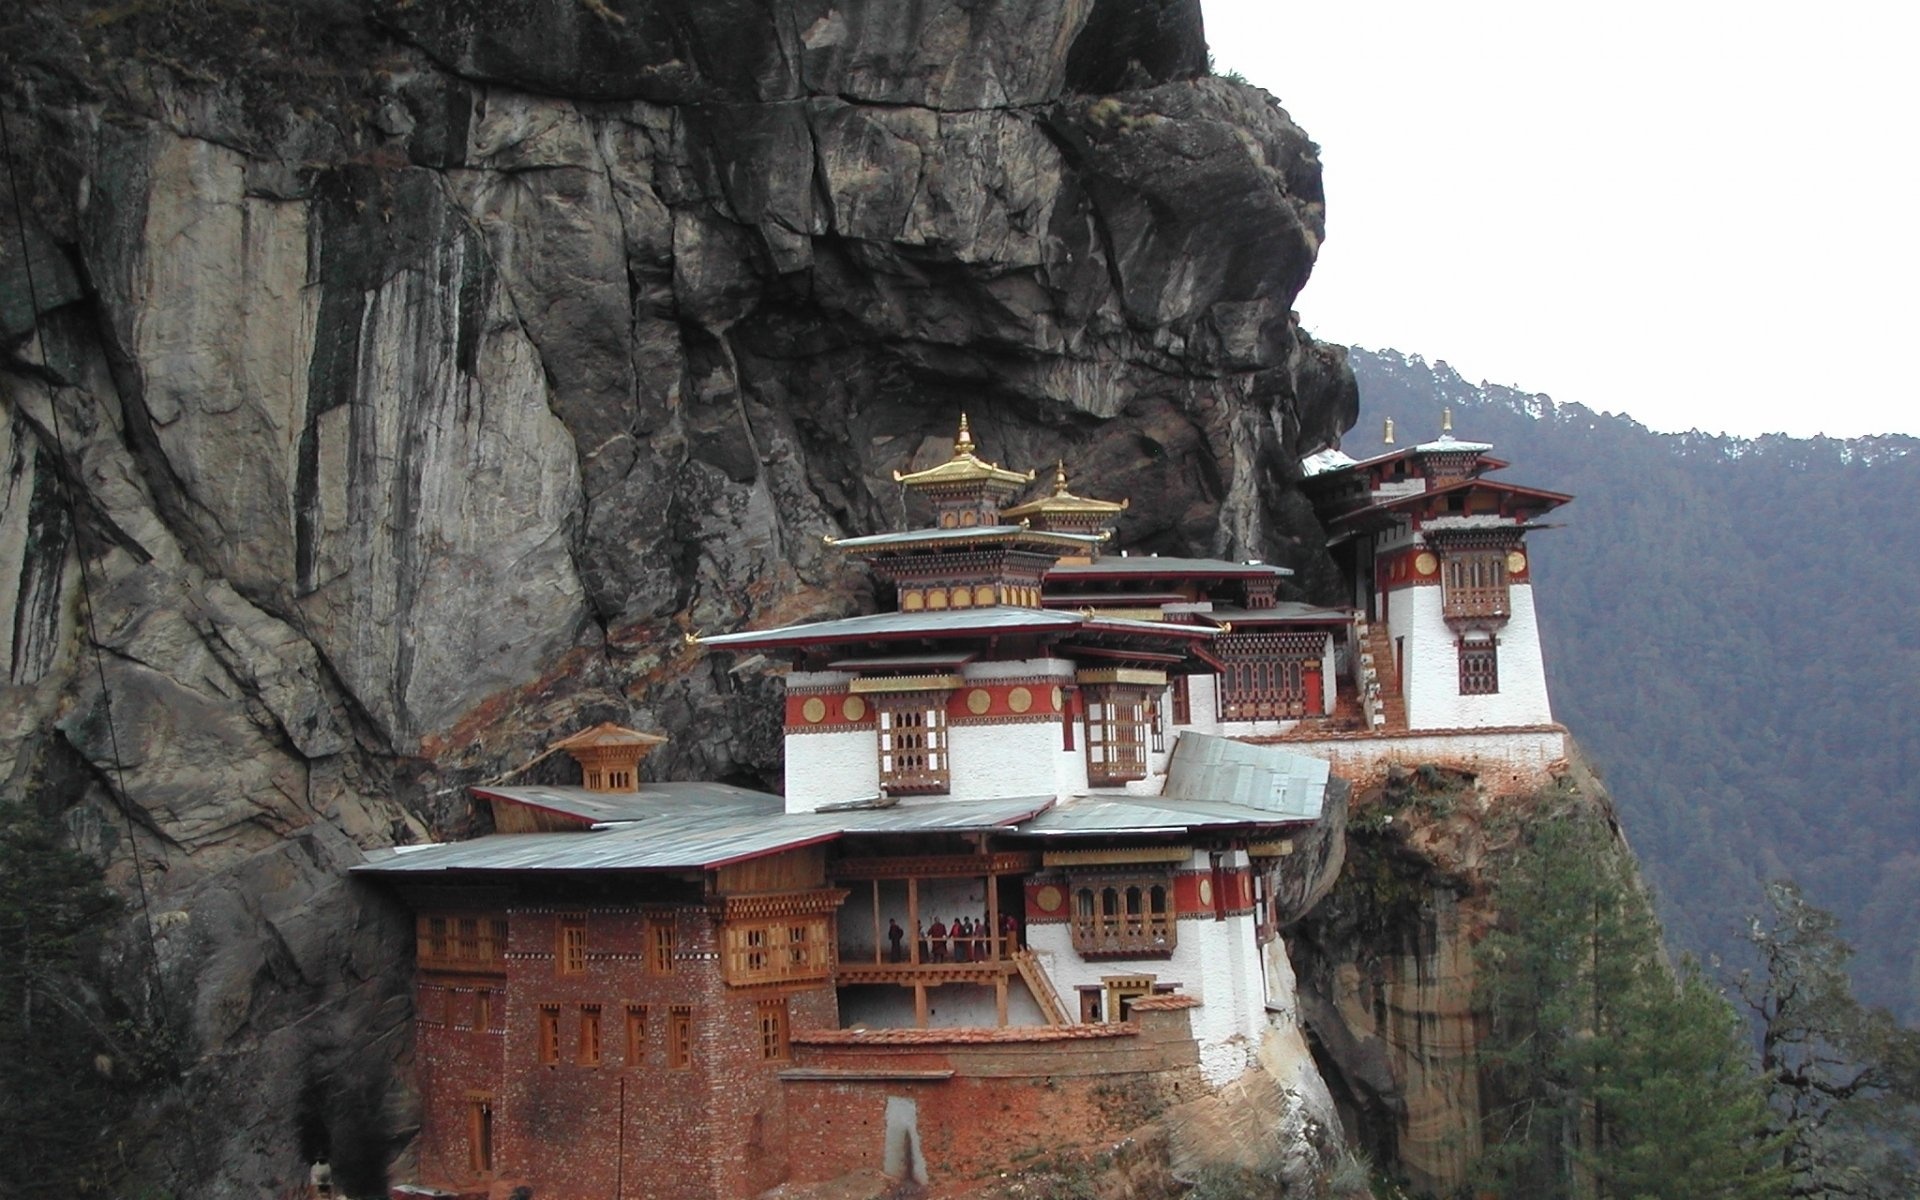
[1344,346,1920,1017]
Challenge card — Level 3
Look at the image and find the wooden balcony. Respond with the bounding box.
[1070,914,1177,960]
[836,958,1020,988]
[1441,584,1510,622]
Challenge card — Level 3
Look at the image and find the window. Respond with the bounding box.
[758,999,789,1061]
[1459,639,1500,695]
[473,989,494,1032]
[722,917,832,987]
[1103,975,1157,1023]
[877,693,949,795]
[667,1006,693,1070]
[1149,696,1165,754]
[1069,873,1176,958]
[1214,632,1323,721]
[467,1095,494,1174]
[649,920,675,975]
[1084,686,1150,785]
[625,1005,647,1065]
[1170,675,1191,725]
[417,913,509,971]
[1440,550,1511,620]
[537,1005,560,1065]
[578,1005,602,1065]
[558,915,587,975]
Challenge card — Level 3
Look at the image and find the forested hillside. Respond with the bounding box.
[1344,347,1920,1016]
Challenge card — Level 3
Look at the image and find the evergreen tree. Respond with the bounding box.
[1475,791,1787,1200]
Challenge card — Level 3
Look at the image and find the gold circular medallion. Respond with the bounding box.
[801,697,827,724]
[1507,550,1528,574]
[1049,686,1063,712]
[902,590,925,611]
[1414,551,1438,577]
[1035,885,1063,913]
[1008,686,1033,714]
[842,695,867,722]
[1198,878,1214,906]
[967,688,992,715]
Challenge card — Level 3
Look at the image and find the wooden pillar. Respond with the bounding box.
[995,973,1008,1027]
[872,880,882,964]
[914,983,928,1029]
[907,876,921,966]
[986,870,1002,961]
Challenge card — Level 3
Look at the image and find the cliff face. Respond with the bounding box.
[0,1,1355,1193]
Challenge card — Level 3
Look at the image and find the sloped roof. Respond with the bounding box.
[548,722,667,750]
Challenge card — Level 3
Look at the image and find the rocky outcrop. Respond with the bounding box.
[1,1,1355,1193]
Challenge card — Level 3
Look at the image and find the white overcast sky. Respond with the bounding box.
[1201,1,1920,438]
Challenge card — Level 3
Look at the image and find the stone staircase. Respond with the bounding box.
[1355,619,1408,731]
[1012,948,1072,1026]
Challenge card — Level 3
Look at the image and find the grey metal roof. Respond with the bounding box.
[1160,733,1329,819]
[832,526,1105,549]
[474,781,774,825]
[1206,603,1352,625]
[1047,556,1292,578]
[353,794,1055,876]
[701,606,1084,647]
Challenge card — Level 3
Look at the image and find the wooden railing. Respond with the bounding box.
[1070,912,1177,959]
[1442,584,1510,621]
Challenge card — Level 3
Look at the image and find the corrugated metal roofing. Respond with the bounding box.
[700,606,1083,647]
[831,527,1104,549]
[474,781,772,825]
[1206,603,1352,625]
[353,794,1055,876]
[1161,733,1329,819]
[1048,556,1292,578]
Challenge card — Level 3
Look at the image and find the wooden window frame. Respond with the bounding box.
[1214,632,1324,721]
[473,988,494,1032]
[417,912,508,972]
[648,919,675,975]
[467,1094,494,1175]
[1084,685,1150,786]
[558,914,587,975]
[537,1005,561,1065]
[578,1004,602,1066]
[877,692,950,795]
[1170,675,1191,725]
[1440,550,1512,621]
[625,1005,647,1066]
[1068,871,1177,959]
[667,1005,693,1070]
[757,998,790,1061]
[722,915,833,987]
[1458,638,1500,695]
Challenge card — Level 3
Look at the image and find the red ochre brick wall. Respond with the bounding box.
[410,905,838,1200]
[782,1010,1203,1190]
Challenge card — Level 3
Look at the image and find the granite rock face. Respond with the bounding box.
[1,1,1356,1193]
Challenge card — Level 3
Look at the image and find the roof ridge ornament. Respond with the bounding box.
[1383,417,1395,445]
[956,412,975,455]
[1442,407,1453,434]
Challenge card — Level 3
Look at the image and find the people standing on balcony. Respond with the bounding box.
[1001,911,1021,955]
[888,918,905,962]
[928,918,948,961]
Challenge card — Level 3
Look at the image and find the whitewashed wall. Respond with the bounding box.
[1391,584,1551,729]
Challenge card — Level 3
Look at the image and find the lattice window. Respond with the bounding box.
[1215,632,1322,721]
[722,916,832,987]
[877,692,950,795]
[473,989,495,1032]
[537,1005,560,1065]
[625,1005,647,1065]
[667,1006,693,1070]
[758,998,790,1061]
[1069,872,1177,959]
[648,919,674,975]
[1441,550,1511,620]
[558,915,587,975]
[1084,686,1150,786]
[1459,639,1500,695]
[578,1005,602,1066]
[417,913,508,972]
[1170,675,1191,725]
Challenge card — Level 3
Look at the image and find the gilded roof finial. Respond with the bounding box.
[1383,417,1396,446]
[1053,460,1069,495]
[955,413,974,456]
[1442,407,1453,434]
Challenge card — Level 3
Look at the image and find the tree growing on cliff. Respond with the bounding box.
[1475,792,1786,1200]
[1742,881,1920,1197]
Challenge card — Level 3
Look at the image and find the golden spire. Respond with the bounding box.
[1052,460,1070,495]
[1383,417,1396,445]
[1442,407,1453,434]
[955,413,974,455]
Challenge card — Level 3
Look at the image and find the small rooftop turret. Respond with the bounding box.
[999,462,1128,548]
[892,414,1035,529]
[550,722,667,793]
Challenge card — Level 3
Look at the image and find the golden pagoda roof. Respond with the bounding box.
[1000,461,1129,520]
[549,722,668,750]
[892,414,1035,489]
